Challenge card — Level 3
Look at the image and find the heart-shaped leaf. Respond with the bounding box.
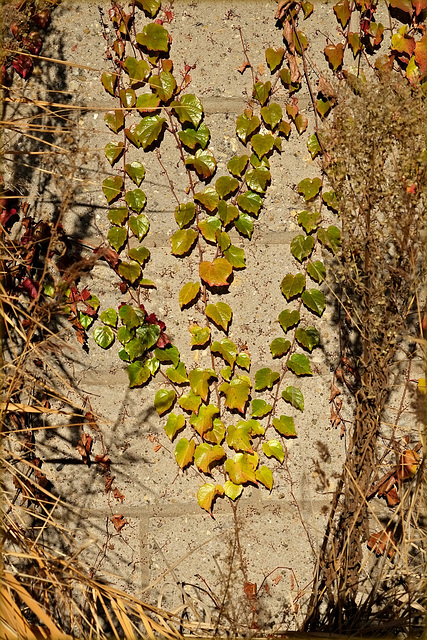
[224,480,243,500]
[94,325,115,349]
[414,34,427,73]
[245,167,271,193]
[322,190,338,211]
[265,47,285,72]
[154,388,176,415]
[119,304,145,329]
[316,98,333,118]
[198,216,221,242]
[171,228,198,255]
[100,308,117,327]
[124,56,150,84]
[172,93,203,127]
[298,210,321,233]
[155,344,180,366]
[211,338,237,367]
[307,133,322,159]
[179,390,202,414]
[216,230,231,252]
[217,200,239,226]
[189,369,217,402]
[251,133,275,158]
[190,403,218,434]
[166,361,188,384]
[102,176,123,204]
[206,301,232,332]
[119,88,136,108]
[333,0,351,27]
[301,289,325,316]
[127,361,151,387]
[251,399,272,418]
[149,71,177,102]
[296,327,320,352]
[125,161,145,186]
[134,0,161,18]
[348,32,362,57]
[129,214,150,241]
[256,466,273,490]
[185,149,217,179]
[288,353,312,376]
[227,155,249,177]
[125,124,141,148]
[104,110,124,133]
[234,212,254,239]
[295,113,308,134]
[189,324,210,346]
[108,227,127,252]
[253,81,271,105]
[178,123,210,150]
[175,202,196,228]
[255,367,280,391]
[278,309,300,332]
[262,440,284,463]
[136,23,169,52]
[118,260,141,283]
[260,103,283,130]
[135,93,161,115]
[101,72,117,96]
[128,245,150,265]
[125,189,146,213]
[290,234,314,262]
[236,114,260,144]
[324,43,344,70]
[237,191,263,216]
[175,438,195,469]
[272,415,297,437]
[282,386,304,411]
[226,423,253,453]
[216,176,239,199]
[281,273,306,300]
[270,337,291,358]
[194,444,226,473]
[224,245,245,269]
[179,282,200,308]
[197,483,224,512]
[236,352,250,370]
[194,188,219,212]
[307,260,326,283]
[298,177,322,201]
[135,115,166,149]
[317,225,341,252]
[200,258,232,287]
[225,453,257,485]
[164,413,186,441]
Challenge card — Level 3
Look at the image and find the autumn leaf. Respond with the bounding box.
[111,514,128,532]
[367,528,396,559]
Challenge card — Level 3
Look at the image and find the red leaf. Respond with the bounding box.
[110,514,128,532]
[367,528,396,559]
[32,9,51,29]
[105,474,115,493]
[113,487,125,502]
[22,277,38,299]
[156,331,171,348]
[95,454,111,471]
[414,34,427,74]
[12,54,33,79]
[22,32,42,55]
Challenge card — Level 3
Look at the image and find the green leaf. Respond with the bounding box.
[273,415,297,437]
[298,210,321,234]
[200,259,232,288]
[175,438,195,469]
[255,367,280,391]
[251,133,274,159]
[348,32,362,56]
[146,356,159,375]
[307,133,322,159]
[205,301,232,332]
[166,361,188,384]
[197,483,224,513]
[334,0,351,27]
[154,389,176,415]
[190,403,219,436]
[270,337,291,358]
[119,305,144,329]
[294,114,308,135]
[102,176,123,204]
[262,439,284,463]
[324,43,344,71]
[287,353,312,376]
[125,161,145,186]
[179,390,201,414]
[253,80,271,105]
[189,324,210,346]
[282,386,304,411]
[295,327,320,352]
[227,155,249,177]
[216,176,239,199]
[149,71,177,102]
[125,123,141,148]
[317,225,341,253]
[154,344,180,366]
[189,368,217,402]
[265,47,285,72]
[251,399,272,418]
[216,230,231,252]
[226,423,253,453]
[194,187,219,212]
[290,234,314,263]
[127,361,151,387]
[281,273,306,300]
[245,167,271,194]
[194,444,226,473]
[278,120,292,137]
[171,228,198,256]
[237,191,263,217]
[225,453,257,485]
[198,216,221,243]
[234,212,254,239]
[298,177,322,201]
[123,56,150,85]
[93,325,114,349]
[260,103,282,130]
[236,352,250,371]
[322,190,338,211]
[172,93,203,127]
[136,23,169,53]
[123,337,146,361]
[78,311,94,330]
[219,376,251,413]
[316,98,332,119]
[185,149,217,179]
[108,226,127,252]
[128,245,150,265]
[135,115,166,149]
[136,93,161,115]
[278,309,300,333]
[204,418,226,445]
[302,1,314,18]
[280,69,301,94]
[211,338,237,367]
[118,261,141,284]
[221,366,232,381]
[236,114,260,144]
[179,282,200,308]
[104,110,124,133]
[218,200,239,226]
[134,0,161,18]
[178,123,210,150]
[256,465,273,490]
[119,88,136,108]
[164,413,186,441]
[307,261,326,283]
[224,245,245,269]
[101,72,117,96]
[100,308,118,327]
[129,214,150,241]
[118,326,134,344]
[301,289,326,316]
[175,202,196,228]
[224,480,243,500]
[125,189,146,214]
[105,142,124,167]
[136,323,160,350]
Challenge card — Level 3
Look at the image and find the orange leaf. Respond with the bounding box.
[111,514,128,532]
[367,528,396,559]
[199,258,232,287]
[113,488,125,503]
